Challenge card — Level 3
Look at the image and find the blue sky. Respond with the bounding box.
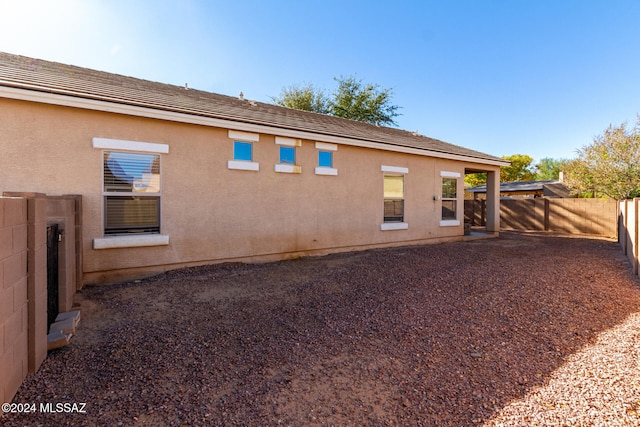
[1,0,639,164]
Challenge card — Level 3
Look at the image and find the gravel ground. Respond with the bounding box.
[3,231,640,426]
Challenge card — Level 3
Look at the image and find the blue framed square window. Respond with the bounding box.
[318,150,333,168]
[233,141,253,161]
[279,146,296,165]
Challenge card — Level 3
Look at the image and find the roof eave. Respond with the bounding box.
[0,84,509,167]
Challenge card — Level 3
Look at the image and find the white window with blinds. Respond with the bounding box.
[103,151,161,234]
[93,138,169,249]
[380,165,409,230]
[383,175,404,223]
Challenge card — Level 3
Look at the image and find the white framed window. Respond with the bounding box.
[383,175,404,223]
[234,141,253,161]
[92,138,170,249]
[315,142,338,176]
[103,151,161,235]
[227,130,260,171]
[440,171,461,226]
[275,136,301,173]
[280,146,296,164]
[381,165,409,230]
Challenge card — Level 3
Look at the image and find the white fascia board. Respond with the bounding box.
[228,130,259,142]
[381,165,409,174]
[93,137,169,153]
[93,234,169,249]
[1,86,510,167]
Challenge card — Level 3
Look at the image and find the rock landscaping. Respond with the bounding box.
[3,232,640,426]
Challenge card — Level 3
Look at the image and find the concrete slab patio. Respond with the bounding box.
[2,232,640,426]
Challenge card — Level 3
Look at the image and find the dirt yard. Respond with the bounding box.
[3,232,640,426]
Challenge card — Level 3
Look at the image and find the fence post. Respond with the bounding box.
[544,199,550,231]
[481,199,486,226]
[626,198,639,276]
[619,200,627,253]
[635,198,640,277]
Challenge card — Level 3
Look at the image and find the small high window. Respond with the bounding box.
[318,151,333,168]
[275,137,302,173]
[279,146,296,165]
[227,130,260,171]
[315,142,338,176]
[233,141,253,161]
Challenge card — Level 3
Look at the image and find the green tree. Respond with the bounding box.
[465,154,538,187]
[464,172,487,188]
[535,157,570,180]
[564,117,640,200]
[329,76,400,126]
[500,154,536,182]
[272,75,401,126]
[270,83,330,114]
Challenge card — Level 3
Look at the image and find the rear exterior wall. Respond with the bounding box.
[0,98,499,284]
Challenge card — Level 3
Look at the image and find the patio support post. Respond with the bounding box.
[486,170,500,233]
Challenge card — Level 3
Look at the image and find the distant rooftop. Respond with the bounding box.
[467,179,572,198]
[466,180,561,193]
[0,51,508,166]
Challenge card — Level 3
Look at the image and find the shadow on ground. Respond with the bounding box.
[4,232,640,426]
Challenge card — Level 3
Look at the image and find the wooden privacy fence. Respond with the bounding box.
[619,198,639,277]
[465,198,618,238]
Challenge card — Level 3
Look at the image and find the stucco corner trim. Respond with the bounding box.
[381,165,409,174]
[439,220,461,227]
[93,234,170,249]
[228,160,260,171]
[314,167,338,176]
[380,222,409,231]
[92,137,169,154]
[275,164,302,174]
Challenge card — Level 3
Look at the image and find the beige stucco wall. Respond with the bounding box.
[0,97,500,284]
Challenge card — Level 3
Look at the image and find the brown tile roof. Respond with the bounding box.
[0,52,505,164]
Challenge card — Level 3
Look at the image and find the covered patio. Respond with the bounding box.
[464,168,501,238]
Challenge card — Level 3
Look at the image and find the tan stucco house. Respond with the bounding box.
[0,52,508,285]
